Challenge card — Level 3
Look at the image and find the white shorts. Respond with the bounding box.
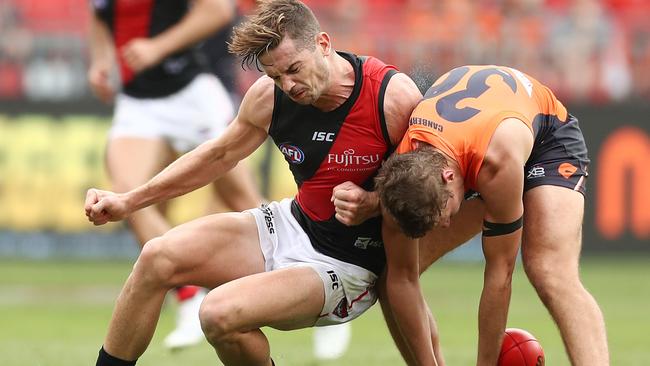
[247,199,378,326]
[110,73,234,153]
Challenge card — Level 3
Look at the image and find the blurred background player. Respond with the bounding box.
[87,0,262,349]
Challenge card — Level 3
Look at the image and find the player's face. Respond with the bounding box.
[260,35,330,105]
[437,191,463,228]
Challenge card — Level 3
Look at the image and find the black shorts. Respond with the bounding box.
[524,114,590,195]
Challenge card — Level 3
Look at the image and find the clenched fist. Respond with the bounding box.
[84,189,131,226]
[331,181,380,226]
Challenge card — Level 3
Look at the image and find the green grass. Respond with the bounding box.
[0,257,648,365]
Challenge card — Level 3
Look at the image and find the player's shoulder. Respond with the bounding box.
[383,73,422,145]
[239,76,275,128]
[384,73,422,120]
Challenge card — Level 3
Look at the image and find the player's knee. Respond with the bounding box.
[199,291,243,344]
[133,237,177,287]
[524,259,578,301]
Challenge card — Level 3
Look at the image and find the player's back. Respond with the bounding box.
[401,65,568,189]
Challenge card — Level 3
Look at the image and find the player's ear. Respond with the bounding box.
[316,32,331,56]
[441,168,454,184]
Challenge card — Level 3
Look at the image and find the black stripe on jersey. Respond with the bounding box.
[378,69,398,156]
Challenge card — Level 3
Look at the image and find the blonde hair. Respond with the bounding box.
[229,0,321,70]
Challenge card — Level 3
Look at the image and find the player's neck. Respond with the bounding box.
[312,52,354,112]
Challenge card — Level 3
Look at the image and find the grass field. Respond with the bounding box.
[0,257,648,365]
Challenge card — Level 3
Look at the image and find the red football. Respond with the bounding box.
[498,328,545,366]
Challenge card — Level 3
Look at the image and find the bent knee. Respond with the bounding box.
[132,237,178,286]
[524,259,582,300]
[199,292,245,343]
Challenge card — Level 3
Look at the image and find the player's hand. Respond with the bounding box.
[121,38,164,73]
[84,189,130,226]
[87,62,115,103]
[331,181,380,226]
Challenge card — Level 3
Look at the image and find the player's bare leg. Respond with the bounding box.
[212,161,264,212]
[106,137,175,244]
[522,186,609,365]
[379,198,484,365]
[200,266,325,366]
[102,212,264,361]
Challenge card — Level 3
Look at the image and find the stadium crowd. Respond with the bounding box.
[1,0,649,103]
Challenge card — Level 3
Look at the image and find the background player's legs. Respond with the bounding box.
[101,212,265,362]
[312,322,352,361]
[210,161,264,212]
[380,198,484,365]
[106,136,206,349]
[200,266,326,366]
[522,186,609,365]
[106,136,175,244]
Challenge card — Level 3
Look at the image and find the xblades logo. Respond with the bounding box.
[353,237,383,249]
[527,166,545,179]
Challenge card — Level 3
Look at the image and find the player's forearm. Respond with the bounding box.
[386,278,436,366]
[476,266,513,366]
[363,190,381,219]
[89,15,115,64]
[151,0,234,58]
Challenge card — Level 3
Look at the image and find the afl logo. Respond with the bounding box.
[279,143,305,164]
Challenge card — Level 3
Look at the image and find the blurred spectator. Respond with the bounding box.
[549,0,621,101]
[0,0,649,103]
[0,1,32,99]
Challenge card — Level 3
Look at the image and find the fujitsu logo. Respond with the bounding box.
[327,149,380,168]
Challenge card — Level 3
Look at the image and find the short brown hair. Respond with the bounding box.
[228,0,321,70]
[375,147,451,238]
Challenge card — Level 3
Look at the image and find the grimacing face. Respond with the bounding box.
[258,34,330,105]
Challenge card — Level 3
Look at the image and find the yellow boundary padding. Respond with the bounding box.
[0,114,296,232]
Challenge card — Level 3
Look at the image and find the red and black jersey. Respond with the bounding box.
[269,52,397,275]
[92,0,204,98]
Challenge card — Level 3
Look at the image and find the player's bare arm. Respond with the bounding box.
[381,212,437,366]
[383,72,422,146]
[332,73,422,226]
[87,13,116,103]
[85,76,273,225]
[474,118,533,366]
[121,0,235,72]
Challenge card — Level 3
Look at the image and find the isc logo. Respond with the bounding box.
[312,131,335,142]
